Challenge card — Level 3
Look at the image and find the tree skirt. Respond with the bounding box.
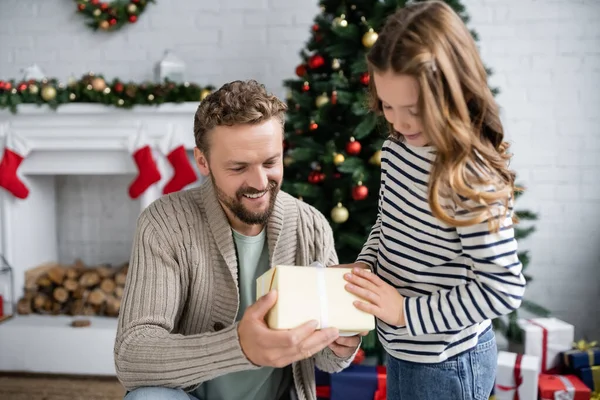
[0,373,125,400]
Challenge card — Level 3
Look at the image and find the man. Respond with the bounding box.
[114,80,362,400]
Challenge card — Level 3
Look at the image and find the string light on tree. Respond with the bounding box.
[332,58,341,70]
[332,14,348,28]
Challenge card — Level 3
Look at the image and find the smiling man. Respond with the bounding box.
[114,80,361,400]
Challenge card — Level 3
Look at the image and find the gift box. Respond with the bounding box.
[538,373,591,400]
[495,351,540,400]
[256,265,375,335]
[562,340,600,372]
[518,318,575,373]
[331,364,385,400]
[576,365,600,393]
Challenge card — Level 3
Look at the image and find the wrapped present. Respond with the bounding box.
[329,364,384,400]
[256,264,375,335]
[518,318,575,373]
[562,340,600,372]
[577,365,600,392]
[495,351,540,400]
[538,373,591,400]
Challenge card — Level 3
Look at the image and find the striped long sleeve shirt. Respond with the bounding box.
[356,139,526,363]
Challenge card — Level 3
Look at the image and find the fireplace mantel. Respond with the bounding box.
[0,102,202,376]
[2,103,198,175]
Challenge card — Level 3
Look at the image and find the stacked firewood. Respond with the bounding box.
[16,259,128,318]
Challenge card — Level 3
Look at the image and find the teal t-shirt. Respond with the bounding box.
[194,228,292,400]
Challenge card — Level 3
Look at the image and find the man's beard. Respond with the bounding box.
[210,173,280,226]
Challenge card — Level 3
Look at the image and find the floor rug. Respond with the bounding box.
[0,373,125,400]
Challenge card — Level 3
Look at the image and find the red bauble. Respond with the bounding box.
[302,82,310,92]
[100,3,109,10]
[91,0,100,4]
[17,83,27,92]
[78,4,86,11]
[109,18,117,25]
[360,72,370,86]
[346,139,361,155]
[308,54,325,69]
[132,0,140,3]
[3,82,12,91]
[129,15,138,23]
[312,24,319,32]
[114,82,124,92]
[295,64,307,77]
[308,171,326,184]
[352,184,369,201]
[309,122,318,131]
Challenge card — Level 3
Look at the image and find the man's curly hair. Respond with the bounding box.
[193,80,288,156]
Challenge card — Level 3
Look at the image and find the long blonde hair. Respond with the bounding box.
[366,0,517,231]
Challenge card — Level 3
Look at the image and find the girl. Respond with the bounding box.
[339,1,526,399]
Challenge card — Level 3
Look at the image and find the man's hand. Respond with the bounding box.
[344,267,406,327]
[238,290,340,368]
[328,331,368,358]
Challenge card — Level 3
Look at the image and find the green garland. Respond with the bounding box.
[0,73,214,113]
[74,0,154,31]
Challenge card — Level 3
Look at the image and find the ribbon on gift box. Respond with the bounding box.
[563,340,599,370]
[578,365,600,392]
[373,365,386,400]
[528,319,550,372]
[496,353,523,400]
[592,392,600,400]
[311,262,329,329]
[554,375,576,400]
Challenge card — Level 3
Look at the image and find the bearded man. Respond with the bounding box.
[114,80,361,400]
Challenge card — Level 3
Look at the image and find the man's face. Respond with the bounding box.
[194,118,284,228]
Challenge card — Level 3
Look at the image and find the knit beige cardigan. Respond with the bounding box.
[114,179,355,399]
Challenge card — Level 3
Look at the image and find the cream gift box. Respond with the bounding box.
[494,351,540,400]
[256,264,375,336]
[517,318,575,373]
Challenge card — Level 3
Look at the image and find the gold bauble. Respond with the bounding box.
[333,153,345,166]
[331,203,349,224]
[333,15,348,28]
[315,93,329,108]
[99,20,110,30]
[127,4,138,13]
[331,58,341,70]
[200,88,211,100]
[362,29,378,48]
[91,77,106,91]
[29,84,39,95]
[283,155,294,167]
[41,86,57,101]
[369,150,382,166]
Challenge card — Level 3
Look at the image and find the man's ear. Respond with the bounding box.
[194,147,210,177]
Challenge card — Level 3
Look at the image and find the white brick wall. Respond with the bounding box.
[0,0,598,338]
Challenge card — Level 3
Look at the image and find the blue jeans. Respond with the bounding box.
[386,328,497,400]
[124,387,199,400]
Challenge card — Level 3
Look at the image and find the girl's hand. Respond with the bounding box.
[344,267,406,327]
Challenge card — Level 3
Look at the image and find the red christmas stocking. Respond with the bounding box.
[163,145,197,194]
[0,131,31,199]
[128,131,161,199]
[160,126,197,194]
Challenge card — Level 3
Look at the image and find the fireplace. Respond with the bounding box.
[0,102,201,375]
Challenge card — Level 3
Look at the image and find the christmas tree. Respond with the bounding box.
[281,0,548,360]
